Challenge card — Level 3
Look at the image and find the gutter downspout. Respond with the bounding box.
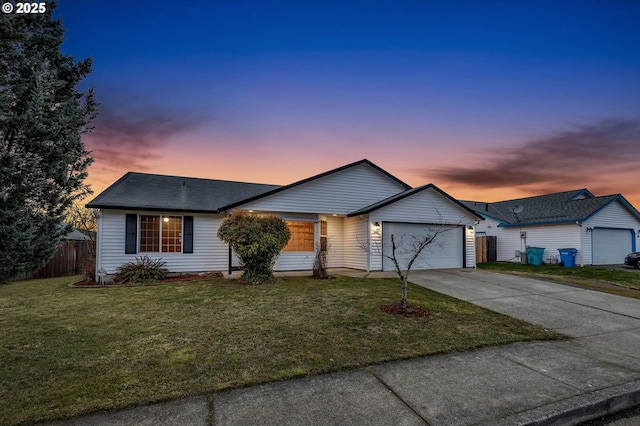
[96,209,103,281]
[579,221,584,267]
[360,215,371,272]
[366,218,371,272]
[227,211,233,275]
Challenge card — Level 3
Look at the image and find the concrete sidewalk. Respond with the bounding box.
[48,270,640,426]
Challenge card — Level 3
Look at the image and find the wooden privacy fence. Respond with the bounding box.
[11,240,95,281]
[475,236,497,263]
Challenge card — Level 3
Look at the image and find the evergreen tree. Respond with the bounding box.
[0,2,97,283]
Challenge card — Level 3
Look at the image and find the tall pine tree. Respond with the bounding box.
[0,2,97,283]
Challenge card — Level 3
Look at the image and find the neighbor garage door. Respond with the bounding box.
[592,228,633,265]
[382,222,463,271]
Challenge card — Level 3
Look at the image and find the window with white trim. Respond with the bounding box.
[139,215,182,252]
[320,220,328,252]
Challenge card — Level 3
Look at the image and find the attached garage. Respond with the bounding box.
[382,222,464,271]
[592,228,634,265]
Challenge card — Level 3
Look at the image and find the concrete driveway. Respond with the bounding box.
[405,269,640,374]
[407,269,640,346]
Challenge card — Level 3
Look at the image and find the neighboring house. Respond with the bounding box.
[87,159,482,277]
[462,189,640,266]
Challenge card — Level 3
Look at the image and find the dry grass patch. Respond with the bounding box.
[0,274,563,425]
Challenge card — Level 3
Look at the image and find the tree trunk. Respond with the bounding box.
[400,277,408,309]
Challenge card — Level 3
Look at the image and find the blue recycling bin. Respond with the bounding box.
[558,248,577,267]
[526,247,545,266]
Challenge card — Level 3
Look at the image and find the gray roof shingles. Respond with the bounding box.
[86,172,281,213]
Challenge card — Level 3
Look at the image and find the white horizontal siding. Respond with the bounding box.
[465,227,476,268]
[98,210,229,274]
[324,215,344,268]
[494,228,522,263]
[370,221,382,271]
[520,224,581,265]
[369,188,477,226]
[236,163,407,215]
[475,216,502,236]
[587,200,640,228]
[343,216,368,270]
[483,223,580,264]
[274,252,316,271]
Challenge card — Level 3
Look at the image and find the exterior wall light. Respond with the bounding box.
[373,222,381,232]
[586,227,593,232]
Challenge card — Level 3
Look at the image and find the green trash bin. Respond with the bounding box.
[526,247,545,266]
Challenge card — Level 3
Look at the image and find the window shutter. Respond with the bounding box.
[183,216,194,254]
[125,214,137,254]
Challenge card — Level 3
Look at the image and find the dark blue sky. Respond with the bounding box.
[55,0,640,204]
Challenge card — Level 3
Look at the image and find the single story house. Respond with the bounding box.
[462,189,640,266]
[87,159,482,277]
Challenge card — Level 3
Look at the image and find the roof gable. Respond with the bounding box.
[219,159,410,212]
[348,183,482,220]
[221,159,411,214]
[582,194,640,223]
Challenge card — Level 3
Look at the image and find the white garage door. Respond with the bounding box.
[592,228,633,265]
[382,222,463,271]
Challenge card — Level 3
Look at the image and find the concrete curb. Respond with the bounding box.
[489,380,640,426]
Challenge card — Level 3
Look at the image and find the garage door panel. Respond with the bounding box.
[592,228,632,265]
[382,223,462,271]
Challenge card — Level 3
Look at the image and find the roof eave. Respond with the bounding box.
[475,212,507,223]
[498,218,586,228]
[84,204,221,214]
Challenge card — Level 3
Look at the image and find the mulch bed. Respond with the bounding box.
[71,273,223,288]
[379,302,430,318]
[161,273,223,282]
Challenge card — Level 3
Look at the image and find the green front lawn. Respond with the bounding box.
[0,274,562,425]
[478,262,640,297]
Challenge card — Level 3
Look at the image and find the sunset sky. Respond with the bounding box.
[55,1,640,206]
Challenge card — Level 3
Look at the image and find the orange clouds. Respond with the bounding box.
[414,118,640,206]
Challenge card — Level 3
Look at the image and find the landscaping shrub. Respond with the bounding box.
[218,212,290,283]
[114,256,168,284]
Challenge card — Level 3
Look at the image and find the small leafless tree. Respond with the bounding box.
[362,222,459,310]
[312,248,329,279]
